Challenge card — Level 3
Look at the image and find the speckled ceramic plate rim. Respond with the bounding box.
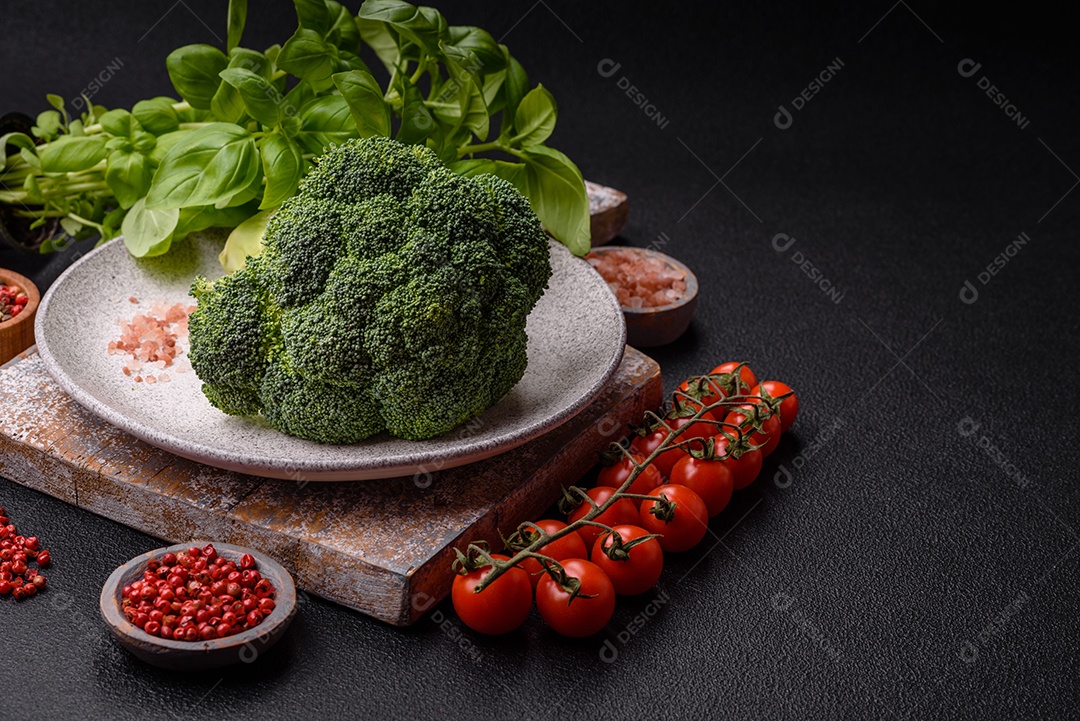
[35,237,626,481]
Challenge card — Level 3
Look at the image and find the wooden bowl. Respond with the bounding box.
[586,246,699,347]
[100,541,297,671]
[0,268,39,365]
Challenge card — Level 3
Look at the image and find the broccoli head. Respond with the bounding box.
[187,136,552,443]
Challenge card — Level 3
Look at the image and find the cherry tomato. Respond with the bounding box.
[629,428,686,479]
[591,525,664,595]
[536,559,616,637]
[665,409,718,444]
[669,453,734,517]
[567,487,639,549]
[702,362,759,404]
[713,434,763,490]
[516,520,589,589]
[723,406,782,456]
[451,554,533,635]
[753,381,799,433]
[596,454,663,506]
[638,484,710,552]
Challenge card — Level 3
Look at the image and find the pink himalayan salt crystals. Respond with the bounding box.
[108,302,195,381]
[586,249,688,309]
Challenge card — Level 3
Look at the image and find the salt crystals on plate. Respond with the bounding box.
[109,302,195,383]
[586,249,688,309]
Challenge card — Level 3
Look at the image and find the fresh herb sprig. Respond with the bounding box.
[0,0,591,265]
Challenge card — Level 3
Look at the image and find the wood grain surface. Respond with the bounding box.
[0,347,661,625]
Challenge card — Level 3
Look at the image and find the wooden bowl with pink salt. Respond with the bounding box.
[585,246,698,347]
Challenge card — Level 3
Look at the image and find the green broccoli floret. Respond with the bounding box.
[187,136,552,443]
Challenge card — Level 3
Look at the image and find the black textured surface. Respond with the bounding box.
[2,2,1079,719]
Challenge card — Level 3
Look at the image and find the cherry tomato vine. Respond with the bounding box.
[450,361,799,637]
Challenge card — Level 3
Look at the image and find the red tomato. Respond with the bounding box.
[451,554,533,635]
[665,409,718,443]
[596,454,663,506]
[638,484,710,552]
[629,427,686,479]
[517,520,589,589]
[567,487,639,548]
[669,454,734,517]
[705,362,759,403]
[713,434,763,490]
[591,525,664,595]
[723,406,782,457]
[536,559,616,637]
[753,381,799,433]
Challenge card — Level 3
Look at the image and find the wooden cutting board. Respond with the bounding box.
[0,347,661,625]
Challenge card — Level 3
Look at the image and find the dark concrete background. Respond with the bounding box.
[2,1,1078,719]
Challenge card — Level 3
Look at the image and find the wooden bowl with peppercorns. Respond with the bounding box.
[100,541,297,671]
[0,269,39,366]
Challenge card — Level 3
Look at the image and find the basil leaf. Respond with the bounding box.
[359,0,441,54]
[282,80,315,121]
[39,136,107,173]
[121,197,180,258]
[259,133,305,209]
[451,158,525,186]
[326,1,361,53]
[502,50,529,119]
[219,207,276,273]
[462,84,489,141]
[447,26,504,72]
[482,68,507,113]
[512,84,556,146]
[1,132,37,172]
[278,28,336,90]
[296,95,356,154]
[174,203,256,239]
[334,50,372,74]
[227,0,247,52]
[520,145,591,255]
[395,76,436,145]
[212,49,271,124]
[220,68,283,127]
[132,98,180,135]
[333,70,391,138]
[145,124,259,210]
[357,16,399,75]
[33,110,61,140]
[99,109,135,137]
[166,44,229,110]
[215,163,263,208]
[293,0,330,35]
[105,149,151,209]
[147,129,188,166]
[210,81,246,124]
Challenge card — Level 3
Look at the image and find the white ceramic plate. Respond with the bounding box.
[35,234,625,481]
